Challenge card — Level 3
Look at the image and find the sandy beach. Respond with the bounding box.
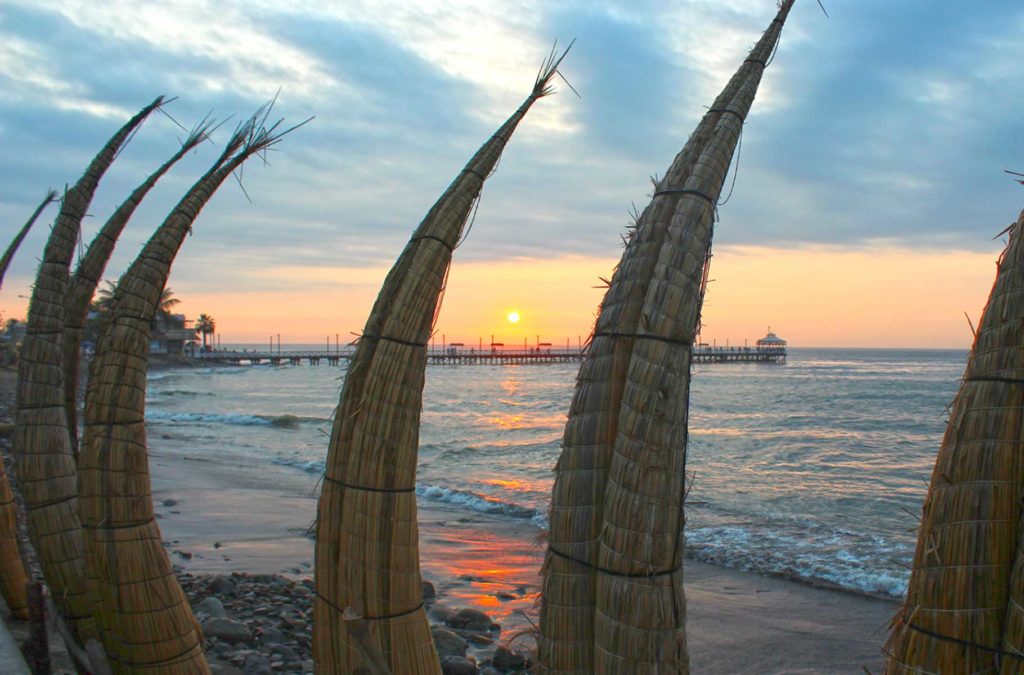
[0,367,898,673]
[147,446,896,673]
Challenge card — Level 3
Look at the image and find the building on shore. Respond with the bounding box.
[756,329,788,354]
[149,313,198,355]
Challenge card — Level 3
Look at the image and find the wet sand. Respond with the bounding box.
[148,448,895,673]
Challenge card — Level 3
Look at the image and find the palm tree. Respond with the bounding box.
[151,287,180,332]
[195,313,215,352]
[157,287,180,320]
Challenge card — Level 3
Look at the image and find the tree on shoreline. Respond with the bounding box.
[196,313,215,351]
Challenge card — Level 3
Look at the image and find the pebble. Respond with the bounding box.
[201,617,253,644]
[446,608,495,632]
[441,655,480,675]
[209,575,235,595]
[196,596,228,619]
[428,604,454,623]
[178,570,524,674]
[491,645,527,671]
[432,627,468,657]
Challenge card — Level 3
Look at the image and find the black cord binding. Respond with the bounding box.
[707,107,745,124]
[461,168,487,182]
[964,375,1024,386]
[315,589,425,621]
[322,474,416,494]
[592,330,694,348]
[410,234,454,253]
[359,333,427,349]
[651,188,716,207]
[902,618,1024,662]
[547,546,680,579]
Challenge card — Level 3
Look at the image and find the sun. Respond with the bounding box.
[507,311,521,324]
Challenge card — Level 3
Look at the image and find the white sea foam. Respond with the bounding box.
[148,411,320,428]
[686,525,909,597]
[269,456,548,526]
[272,457,325,474]
[415,484,545,526]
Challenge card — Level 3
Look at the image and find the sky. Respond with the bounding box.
[1,0,1022,348]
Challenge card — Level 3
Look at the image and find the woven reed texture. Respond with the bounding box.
[0,189,59,291]
[884,208,1024,674]
[538,6,791,671]
[592,17,788,671]
[63,125,209,455]
[15,98,162,645]
[80,114,292,673]
[314,51,568,674]
[0,460,28,619]
[538,4,793,673]
[0,190,58,620]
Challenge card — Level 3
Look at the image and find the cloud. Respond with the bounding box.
[1,0,1023,345]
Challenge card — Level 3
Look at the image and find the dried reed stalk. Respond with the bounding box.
[884,208,1024,673]
[0,459,29,619]
[538,4,794,672]
[78,105,301,673]
[313,47,570,674]
[0,189,59,290]
[63,122,212,454]
[15,97,163,644]
[594,27,790,674]
[539,5,792,670]
[0,191,60,620]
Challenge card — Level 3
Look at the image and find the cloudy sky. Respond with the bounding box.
[1,0,1022,347]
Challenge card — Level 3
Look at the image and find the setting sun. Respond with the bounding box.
[507,311,521,324]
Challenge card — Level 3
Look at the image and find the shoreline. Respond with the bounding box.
[148,448,895,673]
[0,365,899,672]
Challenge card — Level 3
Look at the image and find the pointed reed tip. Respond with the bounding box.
[532,38,577,98]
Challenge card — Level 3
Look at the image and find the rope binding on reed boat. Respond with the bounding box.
[546,546,681,579]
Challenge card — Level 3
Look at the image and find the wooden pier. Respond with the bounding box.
[193,343,786,367]
[692,345,786,364]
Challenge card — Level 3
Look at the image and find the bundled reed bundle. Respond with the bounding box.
[538,4,794,672]
[0,461,28,619]
[884,207,1024,673]
[0,189,59,290]
[79,106,300,673]
[0,190,59,619]
[15,97,164,644]
[63,122,213,453]
[314,47,570,674]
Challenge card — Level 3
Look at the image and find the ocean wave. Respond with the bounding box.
[416,484,546,527]
[148,411,323,428]
[685,524,909,597]
[272,457,325,474]
[150,390,215,398]
[269,456,549,527]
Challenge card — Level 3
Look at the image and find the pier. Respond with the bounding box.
[193,348,585,366]
[192,342,786,366]
[692,346,786,364]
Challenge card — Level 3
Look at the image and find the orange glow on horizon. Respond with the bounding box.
[0,246,1001,348]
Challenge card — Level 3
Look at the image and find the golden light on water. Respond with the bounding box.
[506,311,520,324]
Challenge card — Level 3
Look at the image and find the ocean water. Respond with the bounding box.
[144,347,966,598]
